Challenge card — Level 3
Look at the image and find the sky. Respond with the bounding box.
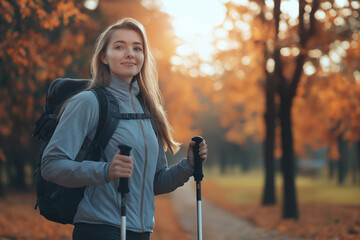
[158,0,302,61]
[159,0,227,61]
[157,0,355,77]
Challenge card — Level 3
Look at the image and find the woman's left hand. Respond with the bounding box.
[187,138,208,168]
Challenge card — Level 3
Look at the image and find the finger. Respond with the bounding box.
[118,160,134,170]
[121,173,132,178]
[113,155,131,164]
[113,165,133,177]
[116,170,132,178]
[116,156,133,164]
[112,160,134,172]
[199,145,207,151]
[199,150,207,156]
[199,145,207,152]
[119,167,133,175]
[199,140,206,147]
[199,142,207,150]
[113,150,121,159]
[114,166,132,174]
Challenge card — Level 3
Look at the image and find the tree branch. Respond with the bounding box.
[289,0,320,99]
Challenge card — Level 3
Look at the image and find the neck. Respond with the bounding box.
[110,74,133,83]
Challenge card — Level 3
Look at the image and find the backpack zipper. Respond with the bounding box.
[129,84,148,233]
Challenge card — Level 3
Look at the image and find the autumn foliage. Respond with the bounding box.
[1,0,358,166]
[204,0,360,159]
[0,0,94,170]
[293,72,360,158]
[0,0,359,236]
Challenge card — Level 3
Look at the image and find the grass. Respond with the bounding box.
[203,167,360,239]
[204,167,360,205]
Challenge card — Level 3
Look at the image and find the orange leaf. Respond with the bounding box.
[0,149,6,162]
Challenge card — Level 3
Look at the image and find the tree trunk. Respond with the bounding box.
[358,141,360,184]
[337,136,348,184]
[328,160,336,179]
[350,144,357,184]
[280,99,298,219]
[0,162,4,197]
[337,157,346,184]
[262,74,276,205]
[14,158,26,190]
[5,156,15,188]
[8,150,27,190]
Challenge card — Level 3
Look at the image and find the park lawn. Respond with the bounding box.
[205,169,360,205]
[202,169,360,240]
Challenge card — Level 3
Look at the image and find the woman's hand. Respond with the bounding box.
[187,139,208,168]
[108,150,134,181]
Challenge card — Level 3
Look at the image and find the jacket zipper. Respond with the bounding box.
[129,84,148,232]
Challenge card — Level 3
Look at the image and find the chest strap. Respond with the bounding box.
[113,113,151,120]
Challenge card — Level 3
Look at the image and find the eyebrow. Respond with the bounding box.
[113,40,143,45]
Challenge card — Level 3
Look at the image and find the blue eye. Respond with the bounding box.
[135,47,143,51]
[115,46,123,49]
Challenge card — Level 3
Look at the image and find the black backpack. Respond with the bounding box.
[33,78,121,224]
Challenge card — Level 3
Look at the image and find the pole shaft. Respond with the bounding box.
[121,216,126,240]
[197,200,203,240]
[196,181,202,240]
[192,136,204,240]
[120,193,126,240]
[118,145,132,240]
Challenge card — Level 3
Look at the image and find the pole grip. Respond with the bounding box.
[117,145,132,194]
[192,136,204,182]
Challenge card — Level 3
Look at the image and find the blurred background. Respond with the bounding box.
[0,0,359,239]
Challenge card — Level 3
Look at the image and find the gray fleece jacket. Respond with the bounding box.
[41,76,193,232]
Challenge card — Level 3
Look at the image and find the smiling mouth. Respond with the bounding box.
[122,62,136,66]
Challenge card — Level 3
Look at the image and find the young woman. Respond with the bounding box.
[41,18,207,240]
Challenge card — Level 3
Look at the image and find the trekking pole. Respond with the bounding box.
[192,136,204,240]
[117,145,132,240]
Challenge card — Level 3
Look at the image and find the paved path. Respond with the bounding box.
[171,181,304,240]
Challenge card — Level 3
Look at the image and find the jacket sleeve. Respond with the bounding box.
[153,139,194,195]
[41,91,109,188]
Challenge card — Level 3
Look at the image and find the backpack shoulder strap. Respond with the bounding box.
[91,88,120,161]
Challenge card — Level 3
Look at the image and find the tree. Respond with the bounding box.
[290,1,360,184]
[0,0,92,189]
[196,0,360,219]
[272,0,319,219]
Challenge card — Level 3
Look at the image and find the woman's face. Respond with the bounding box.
[102,29,144,83]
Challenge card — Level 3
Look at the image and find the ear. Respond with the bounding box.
[101,53,108,65]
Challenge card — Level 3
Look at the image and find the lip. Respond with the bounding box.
[121,62,136,66]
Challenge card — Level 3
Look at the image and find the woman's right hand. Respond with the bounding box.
[107,150,134,181]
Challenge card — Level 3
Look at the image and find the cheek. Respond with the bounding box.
[138,55,145,68]
[108,53,120,62]
[106,50,122,63]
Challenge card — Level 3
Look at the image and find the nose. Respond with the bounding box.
[125,48,135,58]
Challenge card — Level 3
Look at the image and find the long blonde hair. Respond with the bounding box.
[89,18,180,154]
